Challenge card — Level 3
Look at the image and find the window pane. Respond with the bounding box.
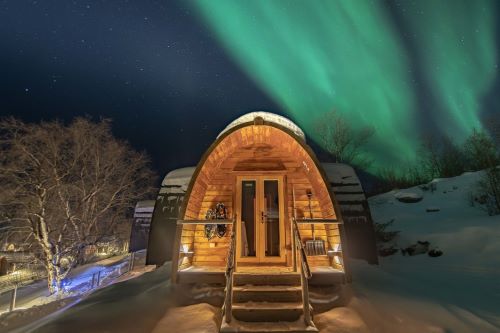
[264,180,280,257]
[241,181,256,257]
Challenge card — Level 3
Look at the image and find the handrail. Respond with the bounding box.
[295,218,341,224]
[223,217,237,324]
[293,217,312,279]
[292,217,313,326]
[177,219,234,225]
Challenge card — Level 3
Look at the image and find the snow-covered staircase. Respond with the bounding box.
[220,272,318,333]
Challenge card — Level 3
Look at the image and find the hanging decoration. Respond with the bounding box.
[204,208,217,240]
[204,202,228,240]
[215,202,227,238]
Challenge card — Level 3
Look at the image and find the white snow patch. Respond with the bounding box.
[161,167,196,189]
[152,303,221,333]
[394,191,423,203]
[217,111,305,141]
[322,163,361,185]
[315,306,370,333]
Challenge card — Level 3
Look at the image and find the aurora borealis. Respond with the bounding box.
[1,1,498,174]
[191,0,499,171]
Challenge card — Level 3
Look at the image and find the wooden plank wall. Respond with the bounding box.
[180,171,344,270]
[286,176,342,269]
[178,124,344,271]
[179,171,235,268]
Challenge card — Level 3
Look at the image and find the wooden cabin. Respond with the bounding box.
[160,112,361,332]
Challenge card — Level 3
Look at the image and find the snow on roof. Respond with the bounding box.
[134,200,156,212]
[321,163,361,185]
[135,200,156,209]
[161,167,196,189]
[217,111,306,141]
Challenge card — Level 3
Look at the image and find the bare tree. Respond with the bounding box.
[477,167,500,215]
[483,115,500,149]
[464,129,499,171]
[314,110,375,170]
[464,128,500,215]
[0,117,156,293]
[419,134,465,178]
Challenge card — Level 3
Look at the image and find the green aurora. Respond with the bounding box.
[191,0,498,171]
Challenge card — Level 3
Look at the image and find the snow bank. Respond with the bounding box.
[0,296,80,333]
[369,170,500,266]
[360,170,500,332]
[315,306,370,333]
[31,263,174,333]
[152,303,221,333]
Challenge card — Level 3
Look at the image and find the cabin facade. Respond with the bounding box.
[147,112,378,332]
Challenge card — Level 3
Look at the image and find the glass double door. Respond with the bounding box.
[236,176,285,263]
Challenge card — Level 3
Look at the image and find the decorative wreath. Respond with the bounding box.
[204,202,228,240]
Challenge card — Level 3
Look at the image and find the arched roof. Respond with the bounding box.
[181,113,338,220]
[217,111,306,141]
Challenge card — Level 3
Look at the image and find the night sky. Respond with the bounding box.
[1,1,499,176]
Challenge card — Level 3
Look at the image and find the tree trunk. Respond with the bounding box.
[45,257,58,294]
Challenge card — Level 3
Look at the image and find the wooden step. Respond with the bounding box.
[234,273,301,286]
[220,317,319,333]
[232,302,303,322]
[233,285,302,303]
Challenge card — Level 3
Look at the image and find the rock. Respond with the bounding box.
[426,207,440,212]
[401,241,429,256]
[378,247,398,257]
[395,192,423,203]
[428,249,443,257]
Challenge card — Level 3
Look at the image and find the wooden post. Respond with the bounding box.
[96,271,101,287]
[91,273,96,288]
[292,187,297,272]
[300,264,312,326]
[224,217,237,324]
[9,284,17,312]
[170,224,183,284]
[129,252,135,272]
[291,219,296,272]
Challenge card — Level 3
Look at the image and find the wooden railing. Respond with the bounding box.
[292,217,313,326]
[176,219,234,225]
[295,218,342,224]
[223,217,237,324]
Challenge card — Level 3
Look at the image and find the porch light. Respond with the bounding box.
[180,244,194,257]
[327,243,343,265]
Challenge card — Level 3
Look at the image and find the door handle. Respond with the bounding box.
[261,211,267,224]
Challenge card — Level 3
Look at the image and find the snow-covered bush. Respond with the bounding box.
[464,129,500,171]
[420,135,466,179]
[476,167,500,216]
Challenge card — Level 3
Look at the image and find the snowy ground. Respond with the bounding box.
[0,253,133,314]
[356,170,500,332]
[7,171,499,333]
[0,252,148,333]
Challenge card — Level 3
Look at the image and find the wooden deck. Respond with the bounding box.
[176,265,345,285]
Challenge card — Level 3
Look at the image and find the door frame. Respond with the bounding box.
[235,175,286,264]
